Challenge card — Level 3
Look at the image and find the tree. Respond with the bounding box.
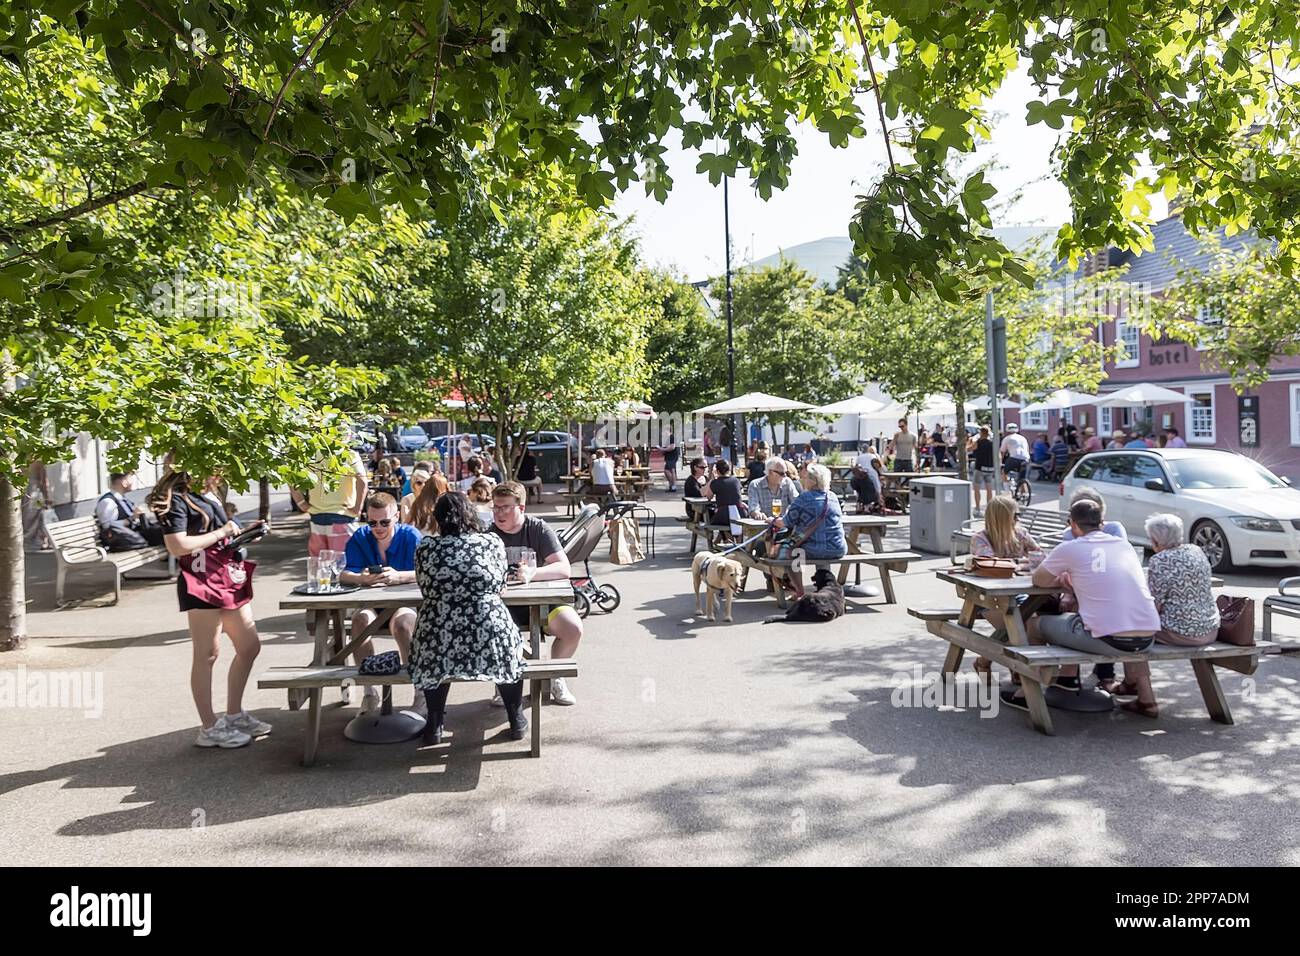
[10,3,1300,314]
[725,261,859,446]
[313,198,659,478]
[850,266,1120,477]
[1146,240,1300,389]
[642,274,727,415]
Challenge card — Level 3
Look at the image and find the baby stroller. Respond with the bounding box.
[558,503,621,618]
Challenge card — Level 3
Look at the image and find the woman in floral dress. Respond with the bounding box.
[409,491,527,744]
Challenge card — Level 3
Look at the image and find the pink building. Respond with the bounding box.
[1013,216,1300,479]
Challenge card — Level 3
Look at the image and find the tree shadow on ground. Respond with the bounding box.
[0,696,547,836]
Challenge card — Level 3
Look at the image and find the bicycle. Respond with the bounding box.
[1002,459,1032,508]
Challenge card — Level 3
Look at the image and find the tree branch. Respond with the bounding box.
[2,180,168,238]
[263,0,360,139]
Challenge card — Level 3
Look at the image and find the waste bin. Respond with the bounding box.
[909,476,971,554]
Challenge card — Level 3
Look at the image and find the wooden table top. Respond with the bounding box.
[935,568,1059,597]
[280,579,574,610]
[883,470,959,480]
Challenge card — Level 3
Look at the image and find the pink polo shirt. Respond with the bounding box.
[1039,531,1160,636]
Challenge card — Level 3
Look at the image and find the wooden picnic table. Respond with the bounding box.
[278,580,574,760]
[733,512,907,600]
[921,569,1273,735]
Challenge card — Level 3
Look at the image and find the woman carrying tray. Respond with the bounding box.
[150,470,269,750]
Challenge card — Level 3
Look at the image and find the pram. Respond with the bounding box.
[558,503,622,618]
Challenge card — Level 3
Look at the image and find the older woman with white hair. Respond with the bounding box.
[1114,512,1221,718]
[772,462,846,598]
[747,457,799,519]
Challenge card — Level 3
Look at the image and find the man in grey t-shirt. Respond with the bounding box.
[489,480,584,705]
[892,419,916,472]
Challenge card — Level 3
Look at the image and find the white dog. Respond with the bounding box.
[691,552,743,622]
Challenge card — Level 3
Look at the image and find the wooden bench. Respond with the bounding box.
[951,508,1070,560]
[753,550,921,605]
[258,658,579,765]
[42,512,175,605]
[906,607,964,623]
[926,613,1280,734]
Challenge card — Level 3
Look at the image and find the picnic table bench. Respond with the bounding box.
[915,570,1279,735]
[733,514,915,606]
[42,512,176,605]
[266,580,575,764]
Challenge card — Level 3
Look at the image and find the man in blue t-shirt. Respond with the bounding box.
[339,492,423,714]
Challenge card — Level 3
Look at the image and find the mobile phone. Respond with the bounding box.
[366,564,384,575]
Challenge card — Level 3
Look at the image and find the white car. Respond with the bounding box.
[1060,447,1300,572]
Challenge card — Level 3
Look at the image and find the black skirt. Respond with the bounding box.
[177,575,221,612]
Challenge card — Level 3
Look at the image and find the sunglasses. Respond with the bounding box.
[367,518,393,528]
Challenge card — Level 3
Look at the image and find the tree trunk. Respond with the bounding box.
[0,472,25,652]
[258,478,270,525]
[0,355,25,651]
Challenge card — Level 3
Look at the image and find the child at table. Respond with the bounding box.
[969,496,1047,680]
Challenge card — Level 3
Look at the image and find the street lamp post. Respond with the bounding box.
[723,176,741,464]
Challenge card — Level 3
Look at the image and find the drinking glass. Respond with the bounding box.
[332,550,347,586]
[316,557,332,592]
[770,499,783,518]
[317,550,335,590]
[306,556,321,592]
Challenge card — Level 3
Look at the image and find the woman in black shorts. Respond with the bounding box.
[150,470,269,750]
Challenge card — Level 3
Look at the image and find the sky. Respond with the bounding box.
[610,66,1165,284]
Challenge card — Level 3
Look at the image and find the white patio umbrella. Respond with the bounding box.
[693,391,814,415]
[809,395,889,416]
[964,396,1022,410]
[810,395,889,447]
[1018,389,1100,415]
[609,400,658,419]
[1094,383,1194,407]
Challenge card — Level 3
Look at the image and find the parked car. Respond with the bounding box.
[1061,447,1300,572]
[527,431,579,453]
[428,432,497,458]
[395,425,431,452]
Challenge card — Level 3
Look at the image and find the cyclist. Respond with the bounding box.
[999,423,1031,486]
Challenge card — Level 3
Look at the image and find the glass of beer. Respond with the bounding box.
[770,499,782,518]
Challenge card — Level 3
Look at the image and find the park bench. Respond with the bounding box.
[258,658,579,766]
[753,550,921,605]
[42,512,175,605]
[951,507,1070,560]
[1262,576,1300,653]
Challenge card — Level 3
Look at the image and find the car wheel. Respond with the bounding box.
[1190,520,1233,572]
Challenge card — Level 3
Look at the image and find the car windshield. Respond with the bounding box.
[403,427,423,435]
[1166,456,1285,490]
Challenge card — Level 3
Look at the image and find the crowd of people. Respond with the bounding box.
[95,440,588,750]
[968,487,1220,718]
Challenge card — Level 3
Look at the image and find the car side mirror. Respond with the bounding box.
[1144,478,1171,493]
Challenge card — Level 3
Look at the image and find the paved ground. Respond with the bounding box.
[4,489,1300,866]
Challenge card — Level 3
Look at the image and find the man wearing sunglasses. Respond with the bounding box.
[339,493,423,713]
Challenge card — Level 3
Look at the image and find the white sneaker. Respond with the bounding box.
[225,710,271,737]
[411,689,428,718]
[196,717,252,749]
[549,677,576,706]
[973,508,984,518]
[360,688,381,714]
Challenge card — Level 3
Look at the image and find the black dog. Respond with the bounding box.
[764,568,846,624]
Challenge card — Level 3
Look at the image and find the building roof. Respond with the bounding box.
[1081,216,1259,291]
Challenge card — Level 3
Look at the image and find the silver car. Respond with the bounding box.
[1061,447,1300,572]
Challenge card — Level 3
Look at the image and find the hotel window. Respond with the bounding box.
[1291,384,1300,445]
[1188,389,1215,443]
[1114,316,1139,368]
[1022,409,1047,430]
[1195,302,1223,351]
